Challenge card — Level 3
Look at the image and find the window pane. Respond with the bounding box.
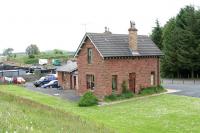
[87,48,92,64]
[151,72,155,85]
[86,74,95,90]
[112,75,117,90]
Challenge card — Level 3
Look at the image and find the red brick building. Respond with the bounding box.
[57,60,78,90]
[74,22,162,97]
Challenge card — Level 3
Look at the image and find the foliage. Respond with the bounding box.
[53,49,63,54]
[9,51,70,65]
[24,57,38,64]
[2,85,200,133]
[150,19,163,50]
[104,93,118,101]
[26,44,40,56]
[121,80,128,93]
[78,92,98,107]
[3,48,14,57]
[161,6,200,78]
[120,91,134,98]
[104,91,133,101]
[139,85,165,95]
[28,54,35,58]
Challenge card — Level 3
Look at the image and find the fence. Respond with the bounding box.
[0,69,26,77]
[161,79,200,85]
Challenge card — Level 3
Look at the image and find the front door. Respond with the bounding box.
[129,73,136,93]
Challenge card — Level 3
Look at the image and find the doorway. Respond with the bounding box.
[129,73,136,93]
[73,76,76,89]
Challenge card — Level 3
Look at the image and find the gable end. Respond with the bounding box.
[74,34,104,58]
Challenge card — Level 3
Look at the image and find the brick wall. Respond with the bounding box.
[57,71,71,90]
[77,38,160,97]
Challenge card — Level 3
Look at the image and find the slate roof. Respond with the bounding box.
[56,61,77,72]
[75,33,163,58]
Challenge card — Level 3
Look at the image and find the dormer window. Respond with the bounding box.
[87,48,92,64]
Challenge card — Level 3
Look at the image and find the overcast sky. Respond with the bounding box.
[0,0,199,53]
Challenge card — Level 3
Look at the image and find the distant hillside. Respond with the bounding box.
[44,50,75,56]
[12,50,75,56]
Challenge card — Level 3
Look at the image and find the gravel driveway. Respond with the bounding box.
[24,82,80,101]
[163,83,200,98]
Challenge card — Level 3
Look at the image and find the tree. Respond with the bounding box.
[26,44,40,57]
[150,19,163,50]
[3,48,14,57]
[161,5,200,78]
[53,49,63,54]
[175,6,200,78]
[161,18,180,77]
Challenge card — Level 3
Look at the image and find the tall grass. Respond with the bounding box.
[0,91,113,133]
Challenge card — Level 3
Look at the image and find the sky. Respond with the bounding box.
[0,0,199,53]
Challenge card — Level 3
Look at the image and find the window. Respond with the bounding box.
[86,74,95,90]
[112,75,117,90]
[151,72,155,85]
[87,48,92,64]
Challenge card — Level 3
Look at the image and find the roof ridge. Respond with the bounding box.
[86,32,148,36]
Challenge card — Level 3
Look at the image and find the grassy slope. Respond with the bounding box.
[0,91,112,133]
[9,52,70,65]
[1,85,200,133]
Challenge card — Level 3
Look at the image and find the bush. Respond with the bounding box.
[104,91,134,101]
[28,54,35,58]
[120,91,134,99]
[78,92,98,107]
[24,58,38,64]
[104,93,117,101]
[139,85,165,95]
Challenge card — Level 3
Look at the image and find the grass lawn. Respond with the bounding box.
[1,85,200,133]
[0,89,111,133]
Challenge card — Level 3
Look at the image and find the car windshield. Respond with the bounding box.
[47,80,57,84]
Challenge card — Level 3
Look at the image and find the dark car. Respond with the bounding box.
[34,75,56,87]
[41,80,59,88]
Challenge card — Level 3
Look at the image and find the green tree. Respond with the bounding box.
[53,49,63,54]
[161,5,200,78]
[175,6,200,78]
[26,44,40,57]
[3,48,14,57]
[161,18,180,77]
[150,19,163,50]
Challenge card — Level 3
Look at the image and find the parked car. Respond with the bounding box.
[41,80,59,88]
[4,77,13,83]
[13,77,26,84]
[34,75,57,87]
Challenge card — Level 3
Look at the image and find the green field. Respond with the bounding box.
[0,85,200,133]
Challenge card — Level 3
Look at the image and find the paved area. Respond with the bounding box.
[24,82,80,101]
[163,83,200,98]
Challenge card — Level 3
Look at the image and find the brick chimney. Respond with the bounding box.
[128,21,138,51]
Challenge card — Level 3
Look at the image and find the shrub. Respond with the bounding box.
[78,92,98,107]
[28,54,35,58]
[121,80,128,93]
[139,85,165,95]
[120,91,134,99]
[104,91,134,101]
[24,58,38,64]
[104,93,117,101]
